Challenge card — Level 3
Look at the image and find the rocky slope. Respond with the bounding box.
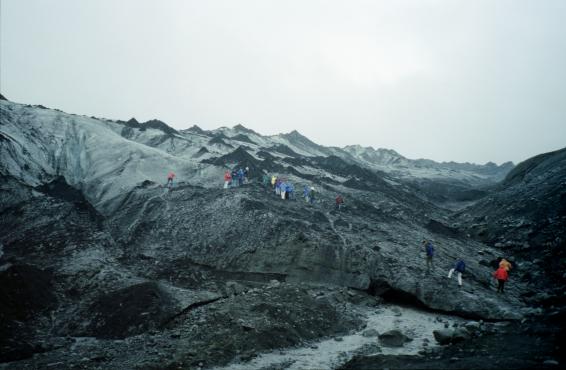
[0,98,563,368]
[453,147,566,310]
[455,147,566,247]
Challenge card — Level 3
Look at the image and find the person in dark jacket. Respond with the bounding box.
[448,260,466,287]
[308,187,316,204]
[493,266,509,293]
[423,240,434,272]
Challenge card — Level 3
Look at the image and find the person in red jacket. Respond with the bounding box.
[166,171,176,189]
[493,266,509,293]
[224,170,232,189]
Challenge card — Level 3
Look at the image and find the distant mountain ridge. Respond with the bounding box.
[104,108,514,185]
[0,97,514,210]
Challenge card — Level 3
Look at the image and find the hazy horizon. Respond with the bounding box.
[2,0,565,165]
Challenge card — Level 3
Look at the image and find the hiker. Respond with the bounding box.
[423,240,434,272]
[493,266,509,293]
[271,175,277,189]
[335,195,344,210]
[166,171,175,188]
[499,258,512,272]
[308,187,316,204]
[275,178,282,195]
[303,185,310,201]
[262,174,270,187]
[448,259,465,287]
[237,168,244,186]
[244,167,249,183]
[231,169,238,187]
[280,181,287,200]
[223,170,232,189]
[286,183,294,200]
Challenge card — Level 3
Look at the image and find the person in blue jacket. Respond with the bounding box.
[237,168,244,186]
[448,259,466,287]
[423,240,434,272]
[303,185,310,201]
[286,183,294,200]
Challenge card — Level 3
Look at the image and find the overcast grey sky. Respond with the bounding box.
[2,0,565,164]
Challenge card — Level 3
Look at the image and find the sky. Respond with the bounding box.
[1,0,565,164]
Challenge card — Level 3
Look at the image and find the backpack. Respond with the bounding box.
[455,260,465,273]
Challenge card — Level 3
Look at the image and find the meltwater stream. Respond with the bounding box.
[217,304,464,370]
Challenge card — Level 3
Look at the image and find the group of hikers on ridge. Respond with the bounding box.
[221,168,347,208]
[422,240,512,293]
[165,169,346,210]
[267,174,297,200]
[262,174,346,208]
[224,167,250,188]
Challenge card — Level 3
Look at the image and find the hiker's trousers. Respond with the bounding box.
[448,269,462,286]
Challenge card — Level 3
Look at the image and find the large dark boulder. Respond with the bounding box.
[378,329,413,347]
[433,329,454,345]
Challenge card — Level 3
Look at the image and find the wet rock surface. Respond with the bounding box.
[341,317,565,369]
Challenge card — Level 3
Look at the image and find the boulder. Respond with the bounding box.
[378,329,412,347]
[464,321,481,333]
[433,327,470,345]
[433,329,454,345]
[451,328,471,343]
